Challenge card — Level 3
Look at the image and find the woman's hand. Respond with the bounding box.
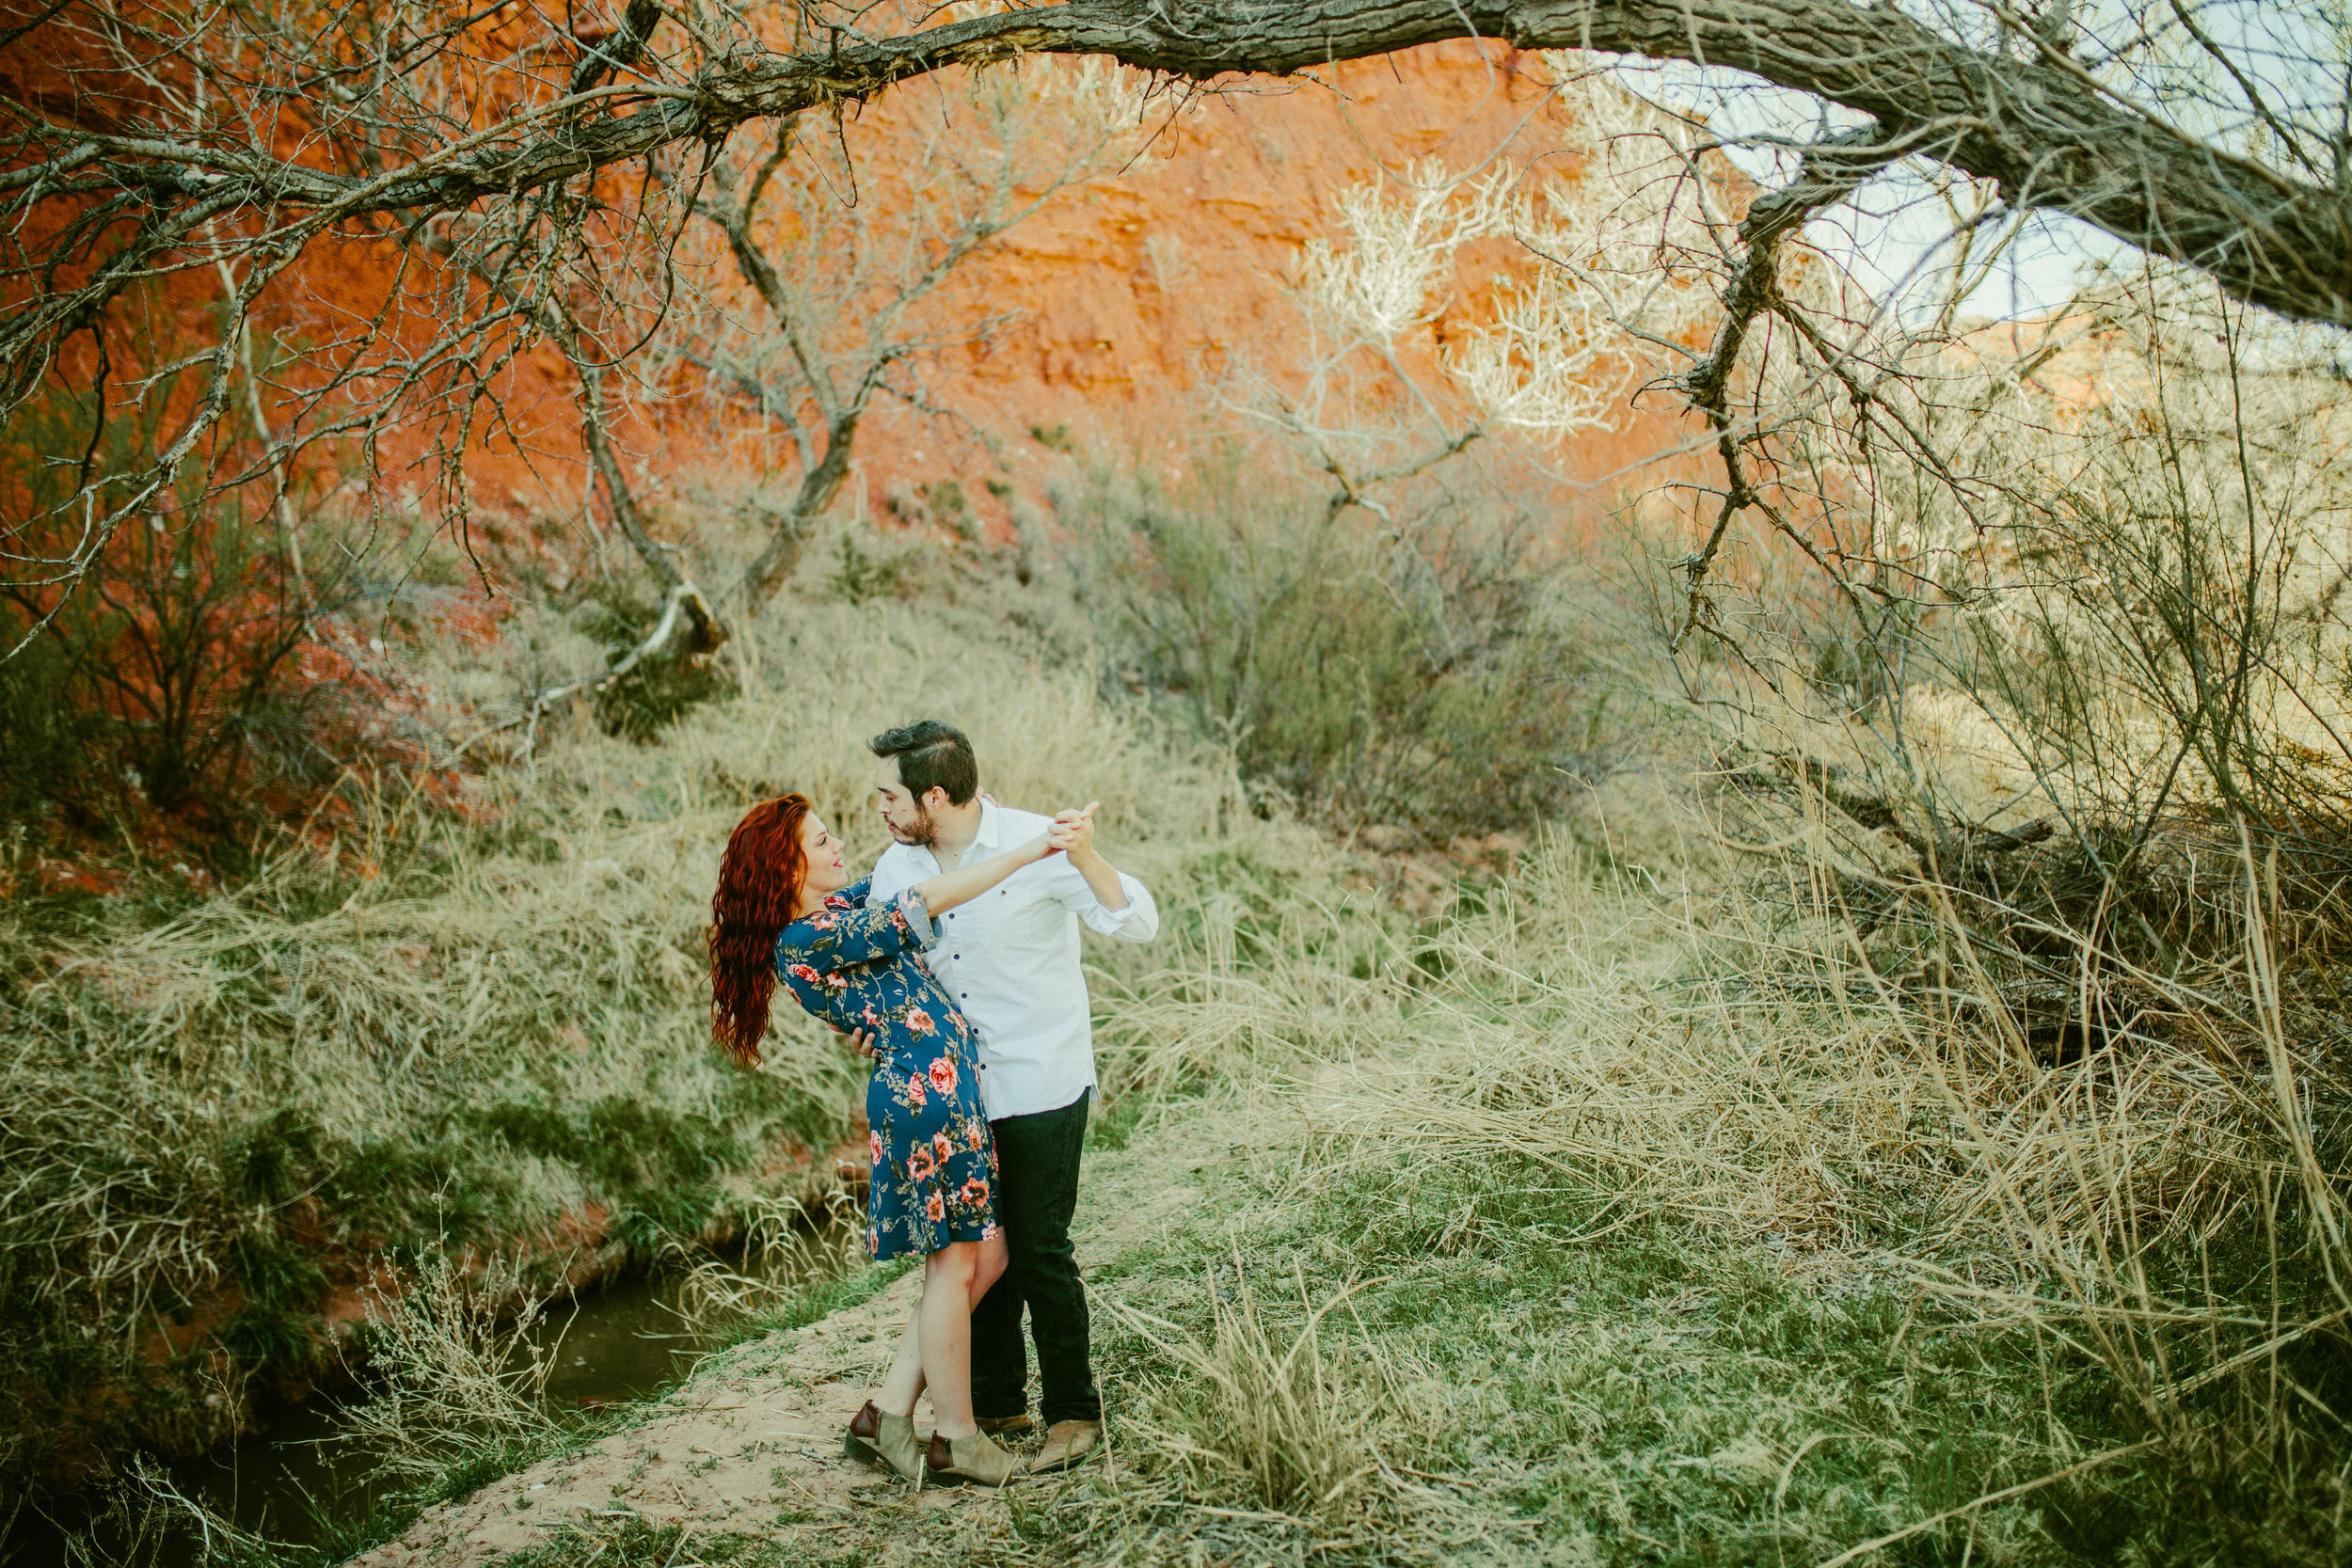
[916,818,1073,916]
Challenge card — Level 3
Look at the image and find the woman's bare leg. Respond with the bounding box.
[876,1310,926,1417]
[920,1242,983,1439]
[873,1232,1009,1422]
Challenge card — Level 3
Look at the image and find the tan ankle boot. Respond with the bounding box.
[924,1428,1023,1487]
[844,1401,922,1481]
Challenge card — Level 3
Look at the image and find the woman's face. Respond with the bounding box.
[799,811,850,901]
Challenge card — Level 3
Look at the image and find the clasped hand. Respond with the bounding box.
[1040,800,1097,858]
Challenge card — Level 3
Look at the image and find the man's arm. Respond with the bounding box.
[1048,803,1160,943]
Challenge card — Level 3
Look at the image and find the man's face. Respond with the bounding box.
[873,755,938,847]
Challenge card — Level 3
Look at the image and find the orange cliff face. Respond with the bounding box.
[4,21,1708,563]
[815,40,1706,547]
[0,0,596,522]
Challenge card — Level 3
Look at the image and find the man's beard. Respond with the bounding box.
[895,804,938,848]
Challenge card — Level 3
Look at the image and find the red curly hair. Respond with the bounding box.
[709,793,812,1067]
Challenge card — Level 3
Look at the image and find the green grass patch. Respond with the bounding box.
[1011,1136,2330,1568]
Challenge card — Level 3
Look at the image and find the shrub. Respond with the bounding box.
[1066,454,1621,839]
[0,353,358,839]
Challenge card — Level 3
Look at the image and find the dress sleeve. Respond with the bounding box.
[779,882,941,974]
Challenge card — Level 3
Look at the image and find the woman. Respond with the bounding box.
[709,793,1070,1488]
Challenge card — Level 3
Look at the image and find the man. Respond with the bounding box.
[857,720,1158,1474]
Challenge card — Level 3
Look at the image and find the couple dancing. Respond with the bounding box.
[707,721,1157,1487]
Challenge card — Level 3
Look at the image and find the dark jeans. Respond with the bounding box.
[972,1088,1100,1426]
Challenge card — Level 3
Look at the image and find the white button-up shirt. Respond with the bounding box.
[866,800,1158,1120]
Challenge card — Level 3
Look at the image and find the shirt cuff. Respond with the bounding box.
[895,886,943,949]
[1081,894,1141,936]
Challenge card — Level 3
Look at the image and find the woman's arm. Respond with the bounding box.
[913,828,1069,917]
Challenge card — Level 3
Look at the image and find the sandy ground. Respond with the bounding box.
[347,1107,1231,1567]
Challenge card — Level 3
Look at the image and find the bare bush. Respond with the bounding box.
[332,1246,560,1486]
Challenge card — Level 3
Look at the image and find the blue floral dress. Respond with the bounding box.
[775,878,998,1260]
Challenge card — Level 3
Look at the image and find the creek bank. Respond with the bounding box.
[2,1168,868,1566]
[7,1129,863,1502]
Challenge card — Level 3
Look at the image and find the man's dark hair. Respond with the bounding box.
[868,720,978,806]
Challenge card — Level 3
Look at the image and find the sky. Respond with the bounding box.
[1589,0,2339,324]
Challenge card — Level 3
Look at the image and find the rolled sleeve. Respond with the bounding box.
[1077,871,1159,942]
[894,885,943,949]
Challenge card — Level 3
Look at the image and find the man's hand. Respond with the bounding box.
[834,1025,881,1059]
[1039,812,1084,857]
[1053,801,1101,864]
[1054,800,1131,914]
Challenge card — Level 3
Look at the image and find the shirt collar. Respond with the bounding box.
[972,797,1005,851]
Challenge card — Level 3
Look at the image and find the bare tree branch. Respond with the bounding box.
[8,0,2348,353]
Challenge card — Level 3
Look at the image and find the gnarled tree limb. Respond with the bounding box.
[9,0,2349,356]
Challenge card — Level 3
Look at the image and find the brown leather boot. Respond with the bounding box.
[1031,1418,1103,1474]
[977,1412,1034,1437]
[924,1428,1023,1487]
[843,1401,922,1481]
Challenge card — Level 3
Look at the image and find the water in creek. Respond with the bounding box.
[4,1222,856,1566]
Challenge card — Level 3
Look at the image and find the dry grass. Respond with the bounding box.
[1311,829,2298,1272]
[1108,1251,1435,1528]
[660,1191,867,1328]
[0,581,1331,1481]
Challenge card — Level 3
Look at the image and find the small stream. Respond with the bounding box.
[5,1224,855,1566]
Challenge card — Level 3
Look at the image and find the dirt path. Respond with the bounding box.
[348,1101,1238,1567]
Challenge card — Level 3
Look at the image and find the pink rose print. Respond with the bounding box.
[903,1073,927,1107]
[931,1131,954,1164]
[925,1191,946,1223]
[964,1118,987,1150]
[905,1008,936,1036]
[867,1227,881,1256]
[928,1057,957,1094]
[867,1130,884,1164]
[960,1178,990,1208]
[787,963,821,984]
[909,1148,935,1180]
[981,1222,1001,1241]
